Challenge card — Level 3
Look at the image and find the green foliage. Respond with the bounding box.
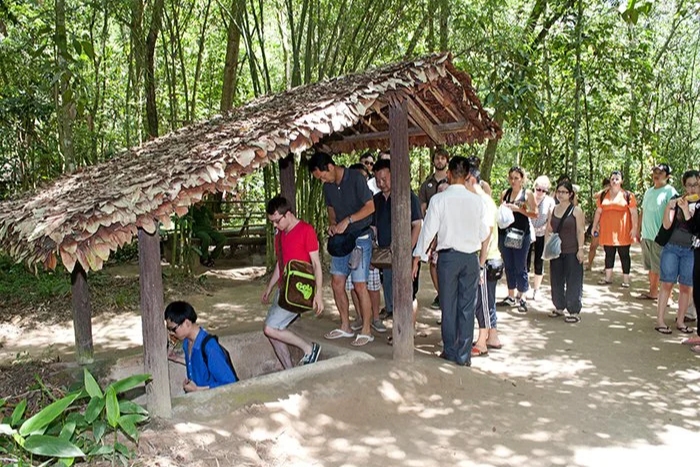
[0,368,150,467]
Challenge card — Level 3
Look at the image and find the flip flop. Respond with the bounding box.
[471,347,489,357]
[654,326,672,335]
[324,328,354,340]
[620,282,630,288]
[549,310,565,318]
[636,293,658,300]
[681,337,700,345]
[676,325,694,334]
[564,314,581,323]
[351,334,374,346]
[486,343,503,350]
[690,345,700,354]
[597,279,612,285]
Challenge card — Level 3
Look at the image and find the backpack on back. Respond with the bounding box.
[201,333,239,382]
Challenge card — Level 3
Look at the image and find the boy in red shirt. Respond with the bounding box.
[262,196,324,368]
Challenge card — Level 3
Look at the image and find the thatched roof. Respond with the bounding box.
[0,53,501,272]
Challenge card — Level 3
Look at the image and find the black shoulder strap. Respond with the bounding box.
[555,204,575,234]
[201,334,238,380]
[504,188,513,202]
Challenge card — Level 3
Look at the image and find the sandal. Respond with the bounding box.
[324,328,355,340]
[597,279,612,285]
[676,325,694,334]
[548,310,565,318]
[471,347,489,357]
[654,326,672,335]
[351,334,374,346]
[690,345,700,354]
[620,282,630,288]
[564,314,581,323]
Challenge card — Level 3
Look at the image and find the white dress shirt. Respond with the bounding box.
[412,184,490,261]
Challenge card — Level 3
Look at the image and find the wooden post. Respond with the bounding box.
[278,154,296,213]
[389,97,413,362]
[70,263,94,365]
[138,227,172,418]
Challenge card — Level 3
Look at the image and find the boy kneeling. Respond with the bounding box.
[165,301,238,392]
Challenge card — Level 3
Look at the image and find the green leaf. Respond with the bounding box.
[84,397,105,424]
[65,412,86,429]
[88,444,114,456]
[19,392,80,436]
[106,374,150,395]
[117,418,138,442]
[0,423,16,435]
[119,414,148,425]
[59,421,76,440]
[118,400,148,415]
[58,456,75,467]
[114,441,130,457]
[23,435,85,458]
[0,398,5,409]
[11,399,27,426]
[92,420,107,443]
[83,369,103,399]
[105,387,119,428]
[81,41,95,60]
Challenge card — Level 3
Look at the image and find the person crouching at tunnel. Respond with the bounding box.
[165,301,238,392]
[262,195,324,368]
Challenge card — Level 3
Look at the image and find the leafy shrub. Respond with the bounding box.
[0,369,150,466]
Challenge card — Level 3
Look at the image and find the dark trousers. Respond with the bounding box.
[527,235,545,275]
[193,228,226,261]
[475,268,498,329]
[603,245,631,273]
[550,253,584,314]
[438,250,479,365]
[499,232,531,293]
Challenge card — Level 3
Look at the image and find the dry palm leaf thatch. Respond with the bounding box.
[0,53,501,273]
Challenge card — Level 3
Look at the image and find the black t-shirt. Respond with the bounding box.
[372,191,423,247]
[322,167,373,233]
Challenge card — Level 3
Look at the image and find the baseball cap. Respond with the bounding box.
[652,163,671,175]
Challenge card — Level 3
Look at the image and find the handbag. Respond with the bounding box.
[504,228,525,249]
[497,204,515,229]
[655,197,681,247]
[485,258,504,281]
[276,234,316,313]
[542,204,574,260]
[370,246,392,269]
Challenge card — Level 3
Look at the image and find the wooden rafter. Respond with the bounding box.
[406,98,446,145]
[429,87,464,122]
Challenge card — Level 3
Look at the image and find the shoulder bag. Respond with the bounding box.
[542,204,575,261]
[277,233,316,313]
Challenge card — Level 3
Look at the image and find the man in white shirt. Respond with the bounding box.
[412,156,490,367]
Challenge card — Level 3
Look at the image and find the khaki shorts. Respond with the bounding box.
[640,238,662,273]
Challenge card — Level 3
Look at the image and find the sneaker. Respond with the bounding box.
[303,342,321,364]
[517,299,528,313]
[430,296,440,310]
[371,319,387,333]
[350,321,364,332]
[498,296,517,307]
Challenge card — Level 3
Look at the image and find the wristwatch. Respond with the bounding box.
[348,216,354,224]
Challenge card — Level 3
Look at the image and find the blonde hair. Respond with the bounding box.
[533,175,551,191]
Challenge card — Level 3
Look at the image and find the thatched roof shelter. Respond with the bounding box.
[0,53,501,273]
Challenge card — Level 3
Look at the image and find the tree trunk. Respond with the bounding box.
[438,0,448,52]
[55,0,76,172]
[220,0,244,111]
[145,0,165,138]
[71,263,94,365]
[278,154,296,213]
[571,0,584,181]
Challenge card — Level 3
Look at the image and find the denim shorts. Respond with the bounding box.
[659,243,694,286]
[330,232,373,283]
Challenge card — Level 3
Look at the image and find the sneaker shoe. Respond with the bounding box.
[303,342,321,364]
[517,299,528,313]
[350,321,364,332]
[430,296,440,310]
[371,319,387,333]
[498,296,517,307]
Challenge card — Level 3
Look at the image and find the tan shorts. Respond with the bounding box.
[641,238,662,273]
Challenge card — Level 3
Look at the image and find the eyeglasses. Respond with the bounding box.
[269,212,286,225]
[167,322,182,334]
[363,161,374,167]
[686,182,699,189]
[535,188,548,193]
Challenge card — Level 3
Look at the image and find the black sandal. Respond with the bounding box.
[564,314,581,323]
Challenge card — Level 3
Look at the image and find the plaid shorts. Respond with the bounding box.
[346,267,381,291]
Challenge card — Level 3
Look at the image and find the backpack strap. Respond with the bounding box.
[201,334,238,381]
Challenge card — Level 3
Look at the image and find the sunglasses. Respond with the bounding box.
[167,322,182,334]
[535,188,548,193]
[363,161,374,166]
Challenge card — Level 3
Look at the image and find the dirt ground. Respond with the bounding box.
[2,245,700,466]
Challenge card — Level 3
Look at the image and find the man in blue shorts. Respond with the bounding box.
[309,152,376,346]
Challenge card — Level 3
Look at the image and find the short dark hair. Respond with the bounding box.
[610,170,623,179]
[266,195,292,216]
[307,152,335,172]
[682,170,700,186]
[164,301,197,324]
[349,163,369,177]
[359,152,375,162]
[467,156,481,170]
[556,174,571,185]
[373,159,390,173]
[448,156,471,179]
[433,147,450,161]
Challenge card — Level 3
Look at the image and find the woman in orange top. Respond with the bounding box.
[592,170,639,287]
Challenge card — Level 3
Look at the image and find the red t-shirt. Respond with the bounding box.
[275,221,319,283]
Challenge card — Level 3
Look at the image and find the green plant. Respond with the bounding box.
[0,369,150,467]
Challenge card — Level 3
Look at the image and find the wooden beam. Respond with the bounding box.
[138,227,172,418]
[70,263,94,365]
[429,88,464,123]
[337,121,471,144]
[389,99,413,362]
[413,95,442,127]
[278,154,296,214]
[406,98,446,145]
